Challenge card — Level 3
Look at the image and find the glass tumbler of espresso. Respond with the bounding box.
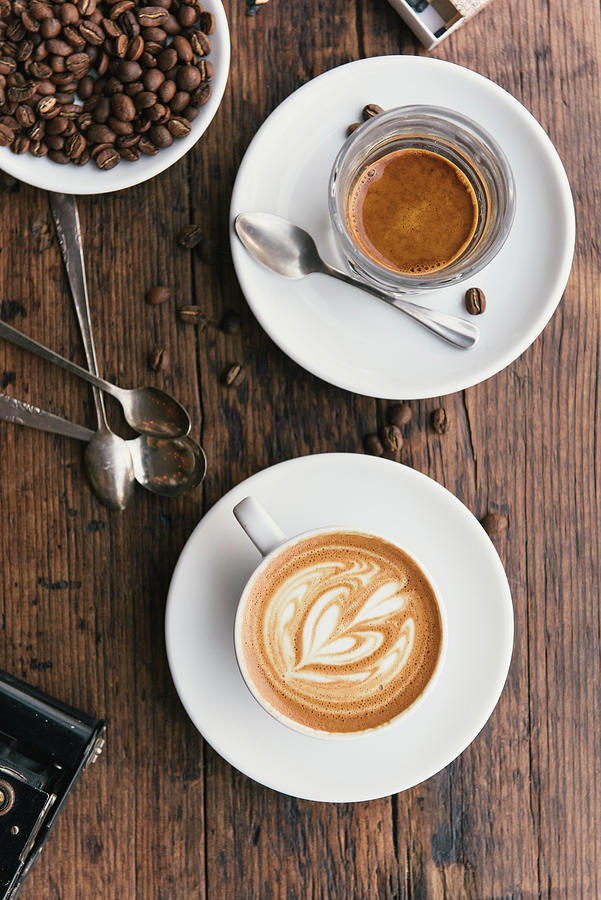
[328,106,516,293]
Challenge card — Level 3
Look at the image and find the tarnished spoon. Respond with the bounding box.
[0,394,206,497]
[49,191,135,511]
[234,212,479,349]
[0,318,191,438]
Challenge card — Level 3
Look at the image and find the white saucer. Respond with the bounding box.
[230,57,575,399]
[0,0,230,195]
[165,453,513,802]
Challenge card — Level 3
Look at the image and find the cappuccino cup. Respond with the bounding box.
[233,497,447,739]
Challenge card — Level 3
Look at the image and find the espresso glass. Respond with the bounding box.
[328,105,516,292]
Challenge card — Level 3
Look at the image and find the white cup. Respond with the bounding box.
[233,496,447,740]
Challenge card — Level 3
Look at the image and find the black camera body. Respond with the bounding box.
[0,671,105,899]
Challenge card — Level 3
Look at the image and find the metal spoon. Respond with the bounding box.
[0,393,206,497]
[0,318,191,438]
[234,212,479,349]
[49,191,135,511]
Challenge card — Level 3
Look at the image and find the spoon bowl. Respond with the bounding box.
[121,386,192,439]
[84,431,135,511]
[129,435,207,497]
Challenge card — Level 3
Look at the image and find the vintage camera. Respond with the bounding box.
[0,670,106,900]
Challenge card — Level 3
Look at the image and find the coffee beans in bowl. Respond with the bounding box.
[0,0,229,192]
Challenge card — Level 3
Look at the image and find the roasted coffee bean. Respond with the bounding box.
[10,133,28,152]
[116,59,141,82]
[189,83,210,107]
[113,32,129,56]
[346,122,361,137]
[0,57,16,75]
[167,115,190,138]
[148,123,171,147]
[29,60,52,78]
[177,4,196,27]
[177,305,206,326]
[220,312,241,334]
[146,285,171,305]
[363,433,384,457]
[387,402,412,427]
[223,363,243,387]
[63,25,85,48]
[30,138,48,156]
[381,424,403,452]
[110,0,135,18]
[481,512,508,537]
[157,77,175,102]
[157,46,176,70]
[87,123,116,144]
[127,34,144,59]
[108,115,133,135]
[7,81,35,101]
[362,103,384,120]
[465,286,486,315]
[46,38,71,56]
[137,6,168,27]
[15,103,34,127]
[178,223,203,248]
[190,30,210,56]
[199,11,215,33]
[197,59,213,82]
[431,407,447,434]
[143,67,163,91]
[0,120,14,144]
[78,74,94,98]
[172,34,192,62]
[40,17,61,38]
[119,145,139,160]
[37,95,59,117]
[79,19,103,44]
[148,346,169,371]
[49,148,69,163]
[95,145,119,169]
[176,63,200,91]
[169,89,189,112]
[138,134,157,154]
[60,4,80,25]
[46,115,68,134]
[28,120,44,140]
[134,89,156,108]
[65,130,85,157]
[111,91,135,121]
[46,133,65,149]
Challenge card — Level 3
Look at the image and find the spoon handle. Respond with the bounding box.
[322,263,479,349]
[0,317,121,397]
[49,192,108,427]
[0,392,93,441]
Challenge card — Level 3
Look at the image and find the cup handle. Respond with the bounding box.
[233,497,287,558]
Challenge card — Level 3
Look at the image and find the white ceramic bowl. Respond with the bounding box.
[0,0,230,195]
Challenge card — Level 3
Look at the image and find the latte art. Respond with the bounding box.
[238,531,443,733]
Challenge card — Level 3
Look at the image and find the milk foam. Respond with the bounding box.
[240,531,442,733]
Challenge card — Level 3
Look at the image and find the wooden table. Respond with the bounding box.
[1,0,598,896]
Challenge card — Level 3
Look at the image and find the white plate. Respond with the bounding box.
[230,57,575,399]
[0,0,230,195]
[165,453,514,802]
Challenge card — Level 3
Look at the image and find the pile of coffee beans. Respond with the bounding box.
[0,0,215,169]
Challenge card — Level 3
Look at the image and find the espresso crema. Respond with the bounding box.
[238,531,443,733]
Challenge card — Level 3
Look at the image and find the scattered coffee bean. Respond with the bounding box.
[465,286,486,315]
[178,223,203,248]
[346,122,361,137]
[363,433,384,457]
[220,312,241,334]
[223,362,243,386]
[387,402,412,428]
[0,0,217,169]
[431,407,447,434]
[481,512,508,537]
[177,305,206,327]
[381,424,403,452]
[148,346,169,372]
[362,103,384,120]
[145,285,171,306]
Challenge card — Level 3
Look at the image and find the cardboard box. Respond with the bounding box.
[386,0,493,48]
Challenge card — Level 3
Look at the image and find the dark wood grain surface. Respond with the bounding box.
[1,0,599,896]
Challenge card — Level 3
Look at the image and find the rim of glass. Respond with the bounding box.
[328,104,516,291]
